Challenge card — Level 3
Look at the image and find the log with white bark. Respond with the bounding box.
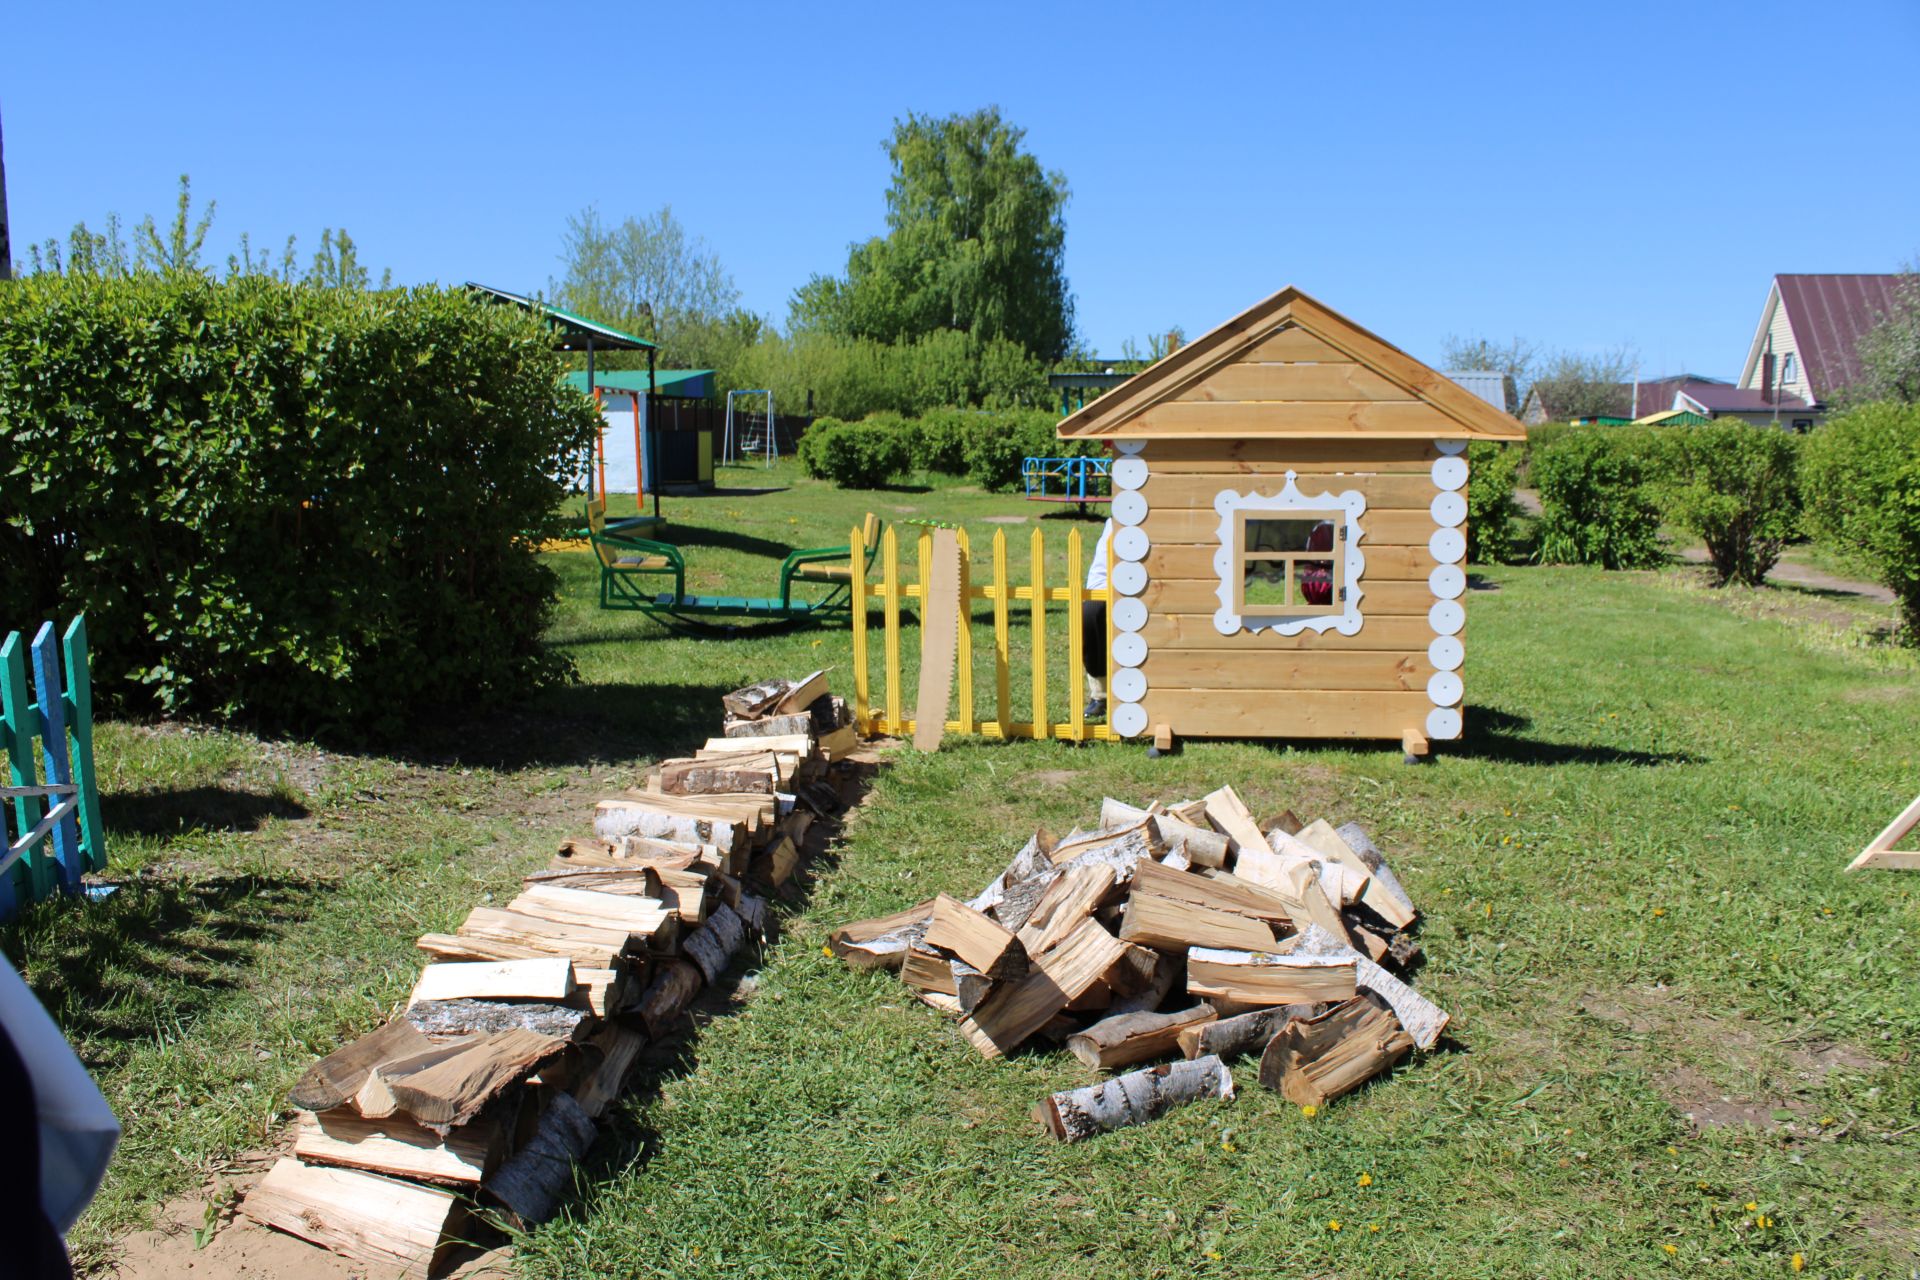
[1202,785,1267,854]
[735,892,769,937]
[1049,820,1163,883]
[950,958,991,1014]
[1287,923,1450,1050]
[1066,1004,1217,1069]
[659,753,777,797]
[1106,948,1181,1017]
[483,1091,598,1230]
[1185,947,1357,1005]
[1257,996,1414,1106]
[1018,864,1118,956]
[1334,821,1417,920]
[901,944,959,995]
[1100,799,1232,868]
[724,711,814,738]
[989,866,1061,932]
[968,831,1056,915]
[571,1026,646,1120]
[1176,1002,1325,1060]
[1294,819,1409,927]
[1037,1055,1235,1143]
[722,676,791,720]
[405,999,590,1040]
[593,800,745,855]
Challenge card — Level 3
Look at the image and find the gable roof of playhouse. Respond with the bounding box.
[1056,286,1527,441]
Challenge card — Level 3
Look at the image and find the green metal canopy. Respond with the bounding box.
[464,282,657,351]
[562,369,714,398]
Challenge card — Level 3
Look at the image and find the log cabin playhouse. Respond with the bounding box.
[1055,286,1526,759]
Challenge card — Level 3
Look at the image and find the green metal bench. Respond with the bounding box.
[587,513,883,630]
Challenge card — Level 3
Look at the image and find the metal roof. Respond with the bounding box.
[562,369,714,397]
[1679,383,1811,414]
[1770,274,1907,400]
[1443,370,1516,414]
[465,282,657,351]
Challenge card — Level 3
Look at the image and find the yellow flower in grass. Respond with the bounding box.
[1327,1220,1341,1232]
[1205,1251,1222,1261]
[1653,907,1667,918]
[1756,1215,1773,1229]
[1367,1224,1380,1233]
[1666,1146,1680,1156]
[1662,1243,1678,1256]
[1792,1253,1805,1272]
[1300,1104,1318,1119]
[1746,1201,1760,1212]
[1357,1173,1373,1187]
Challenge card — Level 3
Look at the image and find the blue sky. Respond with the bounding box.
[8,1,1917,377]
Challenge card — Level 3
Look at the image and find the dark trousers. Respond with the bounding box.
[1082,600,1107,676]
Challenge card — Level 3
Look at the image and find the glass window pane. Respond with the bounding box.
[1245,517,1331,554]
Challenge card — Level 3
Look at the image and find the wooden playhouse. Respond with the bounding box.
[1055,285,1526,758]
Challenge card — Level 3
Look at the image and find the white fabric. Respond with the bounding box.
[1085,519,1114,590]
[0,952,120,1233]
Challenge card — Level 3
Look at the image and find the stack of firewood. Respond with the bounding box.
[829,784,1447,1142]
[240,670,861,1278]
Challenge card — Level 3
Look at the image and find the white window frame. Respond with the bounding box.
[1212,472,1367,636]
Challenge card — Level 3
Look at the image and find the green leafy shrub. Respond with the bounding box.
[1801,401,1920,638]
[1657,422,1801,586]
[1465,441,1525,564]
[0,274,598,735]
[725,329,1048,421]
[962,409,1097,492]
[912,407,978,475]
[1531,427,1666,569]
[795,416,912,488]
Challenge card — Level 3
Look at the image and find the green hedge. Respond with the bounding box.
[1801,401,1920,637]
[961,408,1097,492]
[1531,427,1666,569]
[796,416,913,487]
[0,275,599,734]
[1659,421,1800,586]
[796,407,1095,492]
[1465,441,1525,564]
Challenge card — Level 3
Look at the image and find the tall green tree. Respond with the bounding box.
[553,204,740,357]
[1855,267,1920,404]
[793,107,1074,360]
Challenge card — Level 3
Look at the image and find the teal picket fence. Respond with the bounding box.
[1,618,108,920]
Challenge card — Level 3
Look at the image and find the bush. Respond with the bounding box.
[0,274,598,735]
[1531,427,1666,569]
[723,329,1049,421]
[912,407,978,475]
[962,409,1096,492]
[1801,401,1920,637]
[1465,441,1525,564]
[795,416,912,488]
[1657,422,1800,586]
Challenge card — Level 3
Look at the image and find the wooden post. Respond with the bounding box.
[1029,528,1046,741]
[883,527,901,735]
[29,624,81,891]
[851,528,870,734]
[992,530,1011,736]
[956,528,975,737]
[631,392,644,504]
[1104,522,1116,742]
[1067,527,1085,742]
[593,386,607,506]
[60,618,105,872]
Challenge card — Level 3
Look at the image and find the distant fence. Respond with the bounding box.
[851,525,1116,743]
[2,618,107,920]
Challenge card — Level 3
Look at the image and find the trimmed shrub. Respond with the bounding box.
[1801,400,1920,638]
[724,329,1049,421]
[1531,427,1666,569]
[0,274,598,735]
[795,416,912,488]
[912,407,977,475]
[1657,421,1800,586]
[1465,441,1525,564]
[962,409,1095,492]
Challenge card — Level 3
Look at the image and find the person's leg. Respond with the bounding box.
[1081,600,1107,715]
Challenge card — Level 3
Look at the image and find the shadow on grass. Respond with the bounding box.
[383,680,745,770]
[102,785,308,837]
[1037,506,1109,523]
[1454,706,1702,768]
[663,525,808,559]
[1,872,327,1070]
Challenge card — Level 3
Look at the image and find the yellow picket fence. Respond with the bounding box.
[851,524,1116,742]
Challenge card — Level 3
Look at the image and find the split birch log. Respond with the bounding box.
[924,893,1028,980]
[1017,864,1117,956]
[751,835,800,888]
[353,1039,480,1119]
[724,711,814,738]
[452,908,634,968]
[1037,1056,1235,1143]
[571,1026,647,1120]
[367,1029,569,1132]
[568,967,625,1018]
[405,999,591,1040]
[1268,809,1305,837]
[818,723,858,761]
[988,866,1061,932]
[1136,859,1300,924]
[1256,996,1414,1106]
[408,958,576,1008]
[829,899,935,970]
[660,753,778,797]
[1293,819,1406,926]
[1100,798,1231,868]
[1177,1002,1325,1060]
[1106,948,1181,1016]
[1185,947,1358,1005]
[968,831,1056,915]
[1287,923,1450,1050]
[735,892,770,937]
[293,1108,502,1186]
[1066,1004,1217,1069]
[290,1019,432,1112]
[1333,821,1418,921]
[1202,785,1267,854]
[902,944,959,996]
[1049,820,1163,883]
[241,1158,464,1279]
[483,1091,598,1230]
[593,800,745,856]
[1120,886,1283,953]
[774,669,830,715]
[722,676,791,720]
[684,902,746,985]
[637,958,703,1036]
[950,958,991,1014]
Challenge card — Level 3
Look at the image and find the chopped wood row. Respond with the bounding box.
[245,671,873,1277]
[831,783,1449,1142]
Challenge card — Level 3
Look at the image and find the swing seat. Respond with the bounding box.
[786,513,883,585]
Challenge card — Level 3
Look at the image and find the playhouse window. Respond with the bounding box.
[1236,512,1344,616]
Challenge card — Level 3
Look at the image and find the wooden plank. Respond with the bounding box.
[1848,792,1920,872]
[1138,612,1437,652]
[294,1109,499,1185]
[1242,327,1348,362]
[852,529,870,729]
[1029,527,1047,740]
[1066,1004,1218,1069]
[1141,472,1436,511]
[1141,437,1439,473]
[454,907,633,968]
[1185,948,1358,1005]
[914,528,962,752]
[1137,577,1435,616]
[956,528,975,737]
[1119,890,1282,953]
[376,1029,567,1130]
[241,1158,463,1279]
[1146,542,1440,581]
[1125,401,1449,436]
[289,1019,432,1113]
[992,529,1012,732]
[1142,689,1431,739]
[506,885,674,939]
[884,526,902,732]
[1144,648,1434,692]
[1068,526,1086,742]
[1174,361,1414,403]
[925,893,1027,980]
[1144,506,1440,544]
[408,959,575,1008]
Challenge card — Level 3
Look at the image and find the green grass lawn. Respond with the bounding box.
[6,462,1918,1278]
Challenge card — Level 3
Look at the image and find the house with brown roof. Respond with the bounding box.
[1734,273,1908,428]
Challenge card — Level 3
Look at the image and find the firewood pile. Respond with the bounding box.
[829,784,1448,1142]
[240,670,863,1278]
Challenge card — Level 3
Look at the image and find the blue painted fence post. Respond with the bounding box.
[1,632,44,910]
[62,618,107,874]
[30,623,84,892]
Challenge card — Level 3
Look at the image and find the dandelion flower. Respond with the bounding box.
[1745,1202,1759,1212]
[1666,1146,1680,1156]
[1300,1104,1318,1118]
[1792,1253,1805,1272]
[1221,1140,1236,1152]
[1357,1173,1373,1187]
[1653,907,1667,918]
[1662,1243,1678,1256]
[822,944,833,956]
[1756,1215,1773,1229]
[1327,1220,1341,1232]
[1367,1224,1381,1233]
[1206,1250,1222,1261]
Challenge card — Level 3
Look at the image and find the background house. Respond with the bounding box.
[1444,370,1518,415]
[1736,273,1906,427]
